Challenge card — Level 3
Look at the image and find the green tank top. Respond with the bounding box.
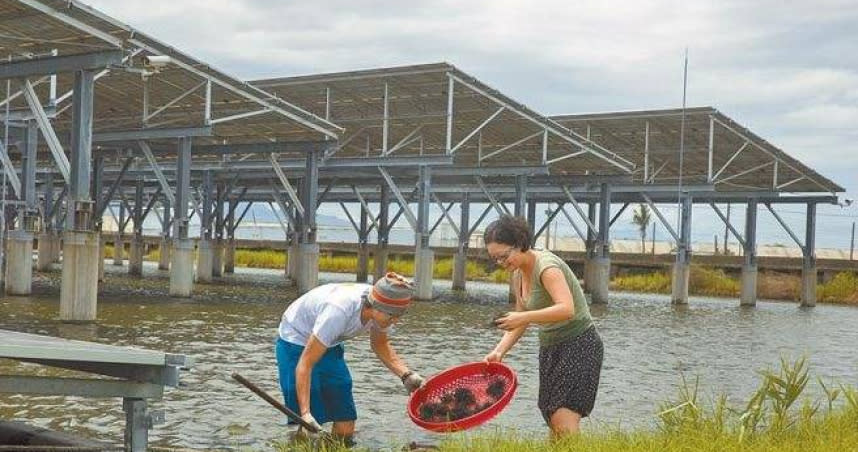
[518,250,593,347]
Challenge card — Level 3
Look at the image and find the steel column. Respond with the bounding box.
[415,165,433,299]
[452,194,470,291]
[374,185,390,281]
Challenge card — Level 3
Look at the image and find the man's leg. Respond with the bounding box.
[320,345,357,445]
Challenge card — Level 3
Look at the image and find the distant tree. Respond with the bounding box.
[632,204,652,254]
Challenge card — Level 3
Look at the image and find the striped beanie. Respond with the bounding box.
[368,272,415,316]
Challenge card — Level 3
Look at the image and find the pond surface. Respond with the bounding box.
[1,262,857,450]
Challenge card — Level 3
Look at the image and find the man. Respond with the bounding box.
[276,272,425,443]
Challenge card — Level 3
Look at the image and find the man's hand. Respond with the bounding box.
[401,371,424,393]
[300,412,323,434]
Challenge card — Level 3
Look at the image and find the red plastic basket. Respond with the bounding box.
[408,362,518,432]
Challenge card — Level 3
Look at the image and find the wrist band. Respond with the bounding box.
[400,371,413,383]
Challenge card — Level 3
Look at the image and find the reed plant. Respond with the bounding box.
[272,357,858,452]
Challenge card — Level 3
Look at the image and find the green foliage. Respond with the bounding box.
[271,358,858,452]
[817,272,858,303]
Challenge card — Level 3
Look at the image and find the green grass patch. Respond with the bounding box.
[272,357,858,452]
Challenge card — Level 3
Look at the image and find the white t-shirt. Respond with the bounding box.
[278,283,388,348]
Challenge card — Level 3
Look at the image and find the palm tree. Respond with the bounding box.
[632,204,652,253]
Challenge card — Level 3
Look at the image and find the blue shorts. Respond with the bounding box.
[275,337,357,424]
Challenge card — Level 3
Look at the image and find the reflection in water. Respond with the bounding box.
[1,263,858,450]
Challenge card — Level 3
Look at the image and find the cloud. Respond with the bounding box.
[82,0,858,199]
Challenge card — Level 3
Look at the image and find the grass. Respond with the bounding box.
[142,246,857,304]
[271,357,858,452]
[612,266,858,305]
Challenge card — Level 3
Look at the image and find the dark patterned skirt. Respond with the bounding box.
[538,326,603,422]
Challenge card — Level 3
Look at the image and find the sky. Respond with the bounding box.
[85,0,858,250]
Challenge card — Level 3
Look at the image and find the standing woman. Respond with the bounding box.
[483,215,603,436]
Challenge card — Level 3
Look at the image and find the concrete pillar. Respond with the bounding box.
[98,234,105,282]
[590,257,611,304]
[590,184,611,304]
[740,200,758,306]
[37,232,54,271]
[211,239,223,277]
[671,196,693,305]
[169,239,194,297]
[113,232,124,265]
[356,204,370,283]
[5,230,34,295]
[801,202,817,307]
[196,239,214,283]
[128,235,143,276]
[415,247,434,300]
[452,194,470,291]
[740,264,757,305]
[158,237,171,270]
[297,243,319,294]
[224,238,235,274]
[51,233,61,263]
[60,231,99,322]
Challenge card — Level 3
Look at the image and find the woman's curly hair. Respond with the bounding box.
[483,215,532,251]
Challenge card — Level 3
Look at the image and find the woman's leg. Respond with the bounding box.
[548,408,582,437]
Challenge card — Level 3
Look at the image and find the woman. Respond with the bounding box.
[483,215,603,436]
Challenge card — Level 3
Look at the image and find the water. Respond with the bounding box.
[2,263,858,450]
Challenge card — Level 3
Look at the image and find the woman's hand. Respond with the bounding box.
[494,311,530,330]
[484,350,504,363]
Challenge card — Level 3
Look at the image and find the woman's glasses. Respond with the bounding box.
[489,246,516,264]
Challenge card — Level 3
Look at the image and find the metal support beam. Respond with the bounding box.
[416,165,432,248]
[597,184,611,258]
[534,203,564,241]
[378,167,417,230]
[707,115,715,182]
[609,202,629,227]
[67,69,95,230]
[476,176,510,216]
[764,203,805,252]
[138,141,175,204]
[0,50,123,79]
[641,194,679,242]
[709,203,746,248]
[744,199,757,265]
[96,157,133,219]
[302,148,319,243]
[0,136,21,197]
[270,153,305,217]
[514,175,527,218]
[22,79,70,182]
[93,126,212,142]
[174,137,191,239]
[449,106,505,154]
[560,186,599,236]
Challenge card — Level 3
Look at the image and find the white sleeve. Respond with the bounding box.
[311,305,350,348]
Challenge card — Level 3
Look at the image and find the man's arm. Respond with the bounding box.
[296,334,328,416]
[370,328,409,378]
